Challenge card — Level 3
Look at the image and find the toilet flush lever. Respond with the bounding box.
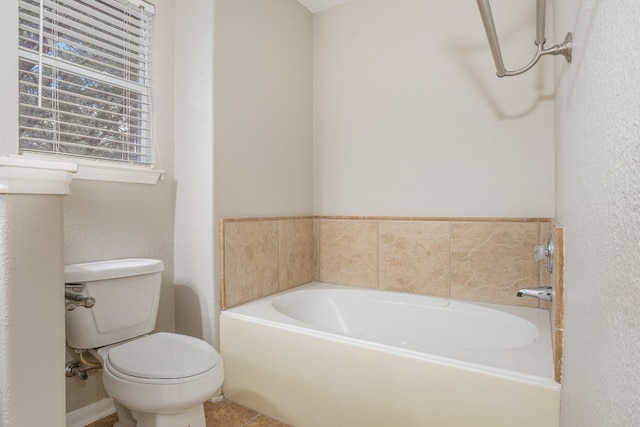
[65,284,96,311]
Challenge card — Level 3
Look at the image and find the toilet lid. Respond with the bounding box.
[107,333,220,380]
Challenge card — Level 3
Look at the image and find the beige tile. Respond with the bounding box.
[85,413,117,427]
[551,225,565,330]
[313,218,320,281]
[279,219,315,290]
[550,222,565,384]
[87,400,280,427]
[450,222,540,307]
[224,221,279,308]
[554,328,564,384]
[204,399,259,426]
[245,414,292,426]
[378,221,450,297]
[318,219,378,288]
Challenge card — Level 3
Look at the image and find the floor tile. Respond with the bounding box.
[85,413,117,427]
[244,414,291,426]
[203,399,260,426]
[83,399,288,427]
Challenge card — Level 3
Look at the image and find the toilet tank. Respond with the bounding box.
[65,258,164,349]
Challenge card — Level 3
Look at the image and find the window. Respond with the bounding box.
[18,0,156,171]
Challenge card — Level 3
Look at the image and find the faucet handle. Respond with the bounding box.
[533,244,550,261]
[534,231,555,273]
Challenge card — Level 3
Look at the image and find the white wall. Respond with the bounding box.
[173,1,216,345]
[214,0,313,219]
[313,0,555,217]
[554,0,640,425]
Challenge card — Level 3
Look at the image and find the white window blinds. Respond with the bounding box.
[18,0,156,167]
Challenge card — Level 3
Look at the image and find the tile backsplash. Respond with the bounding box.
[220,216,550,309]
[220,217,315,308]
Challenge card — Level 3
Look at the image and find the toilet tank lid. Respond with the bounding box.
[65,258,164,283]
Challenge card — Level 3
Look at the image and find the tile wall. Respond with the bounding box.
[220,217,316,309]
[221,216,551,309]
[220,216,564,382]
[549,220,565,383]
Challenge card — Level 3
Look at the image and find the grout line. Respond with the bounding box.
[219,218,226,310]
[376,219,380,289]
[241,413,262,426]
[448,221,452,298]
[277,220,282,292]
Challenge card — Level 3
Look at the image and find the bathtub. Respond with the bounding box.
[220,282,560,427]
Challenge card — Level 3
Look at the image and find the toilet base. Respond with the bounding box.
[113,400,206,427]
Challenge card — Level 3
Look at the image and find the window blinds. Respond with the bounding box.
[18,0,155,166]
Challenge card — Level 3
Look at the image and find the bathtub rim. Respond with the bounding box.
[221,282,560,390]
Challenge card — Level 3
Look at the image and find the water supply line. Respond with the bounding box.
[476,0,572,77]
[65,350,102,380]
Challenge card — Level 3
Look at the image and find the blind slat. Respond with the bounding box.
[20,78,152,115]
[21,150,153,165]
[21,145,153,162]
[40,6,149,55]
[19,49,149,94]
[19,67,151,109]
[19,126,153,149]
[49,0,149,38]
[19,20,149,69]
[20,9,147,72]
[19,102,152,130]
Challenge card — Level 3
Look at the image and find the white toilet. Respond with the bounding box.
[65,258,224,427]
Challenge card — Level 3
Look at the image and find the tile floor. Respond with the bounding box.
[85,399,291,427]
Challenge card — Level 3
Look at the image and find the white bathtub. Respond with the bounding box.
[220,283,560,427]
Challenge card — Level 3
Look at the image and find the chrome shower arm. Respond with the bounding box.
[535,0,546,46]
[476,0,572,78]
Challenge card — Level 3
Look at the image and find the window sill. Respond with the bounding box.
[14,155,165,185]
[0,156,77,195]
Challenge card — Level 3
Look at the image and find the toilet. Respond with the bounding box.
[64,258,224,427]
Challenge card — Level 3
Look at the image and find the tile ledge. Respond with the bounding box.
[221,215,550,222]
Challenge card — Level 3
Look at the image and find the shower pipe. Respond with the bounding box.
[476,0,572,77]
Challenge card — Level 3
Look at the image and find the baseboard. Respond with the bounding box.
[66,397,115,427]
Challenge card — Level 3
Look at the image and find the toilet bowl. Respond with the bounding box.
[95,333,224,427]
[64,259,224,427]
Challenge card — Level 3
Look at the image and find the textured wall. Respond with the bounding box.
[554,0,640,425]
[0,195,66,426]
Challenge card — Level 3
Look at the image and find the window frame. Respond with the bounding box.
[17,0,163,184]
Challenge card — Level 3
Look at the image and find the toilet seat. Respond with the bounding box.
[106,333,222,384]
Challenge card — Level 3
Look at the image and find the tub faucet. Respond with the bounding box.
[516,286,552,302]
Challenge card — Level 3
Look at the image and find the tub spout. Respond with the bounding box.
[516,286,552,301]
